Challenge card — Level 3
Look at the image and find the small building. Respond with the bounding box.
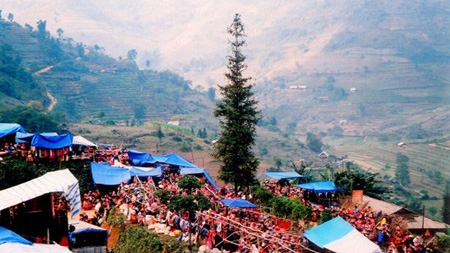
[167,120,180,126]
[361,196,448,236]
[397,142,407,148]
[318,152,329,159]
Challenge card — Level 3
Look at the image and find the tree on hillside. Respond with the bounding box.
[127,49,137,61]
[442,181,450,224]
[395,153,411,185]
[56,28,64,39]
[0,105,60,133]
[306,132,323,153]
[36,20,49,40]
[213,13,260,193]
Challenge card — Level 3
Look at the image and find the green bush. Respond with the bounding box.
[106,207,126,231]
[172,136,182,142]
[250,185,274,206]
[178,175,203,193]
[290,198,312,220]
[114,226,164,253]
[154,189,172,205]
[318,209,332,224]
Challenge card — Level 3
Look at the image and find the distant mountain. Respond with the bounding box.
[1,1,448,88]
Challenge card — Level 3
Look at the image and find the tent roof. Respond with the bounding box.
[264,171,306,180]
[179,167,219,191]
[152,155,167,163]
[0,169,80,216]
[91,162,131,186]
[304,216,381,253]
[69,219,107,235]
[128,150,156,166]
[202,169,219,190]
[221,198,257,208]
[73,135,97,147]
[130,166,162,178]
[0,242,72,253]
[362,196,448,230]
[180,167,205,175]
[163,153,197,168]
[16,132,58,144]
[31,133,73,149]
[0,123,26,138]
[0,226,32,246]
[296,181,343,193]
[0,226,72,252]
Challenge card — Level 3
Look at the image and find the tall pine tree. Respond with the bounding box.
[395,153,411,185]
[213,13,260,192]
[442,181,450,224]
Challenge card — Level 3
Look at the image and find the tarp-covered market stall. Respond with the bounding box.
[304,216,382,253]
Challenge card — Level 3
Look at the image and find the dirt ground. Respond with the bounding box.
[101,222,119,250]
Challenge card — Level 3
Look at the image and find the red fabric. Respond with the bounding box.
[279,220,291,230]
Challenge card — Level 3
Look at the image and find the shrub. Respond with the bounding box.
[154,189,172,205]
[114,226,163,253]
[250,185,274,206]
[178,175,203,194]
[172,136,182,142]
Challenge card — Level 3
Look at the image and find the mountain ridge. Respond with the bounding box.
[2,1,448,88]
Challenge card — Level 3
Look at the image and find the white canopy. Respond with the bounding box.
[0,169,81,218]
[73,135,98,147]
[69,219,107,234]
[0,242,72,253]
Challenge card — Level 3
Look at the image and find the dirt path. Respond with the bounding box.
[428,143,450,151]
[46,91,57,112]
[33,65,53,76]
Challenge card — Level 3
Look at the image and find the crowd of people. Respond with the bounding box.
[0,135,438,252]
[76,168,438,253]
[259,180,436,253]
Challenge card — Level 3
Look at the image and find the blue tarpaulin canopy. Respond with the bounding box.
[221,198,257,208]
[152,155,167,163]
[16,132,58,144]
[180,167,219,191]
[15,132,35,144]
[130,166,162,178]
[31,133,73,149]
[163,153,197,167]
[0,226,32,245]
[180,167,205,175]
[0,226,72,252]
[304,216,381,253]
[92,148,220,190]
[128,150,156,166]
[91,162,130,186]
[264,171,306,180]
[202,169,219,190]
[296,181,343,193]
[69,219,108,247]
[0,123,26,138]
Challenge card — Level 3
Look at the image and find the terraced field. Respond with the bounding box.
[325,135,450,220]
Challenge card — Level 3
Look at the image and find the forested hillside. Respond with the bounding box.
[0,17,214,126]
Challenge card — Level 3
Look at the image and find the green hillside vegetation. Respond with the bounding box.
[0,17,214,125]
